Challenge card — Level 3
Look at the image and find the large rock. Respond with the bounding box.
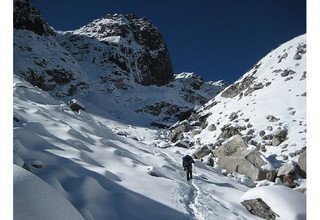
[217,149,269,181]
[241,198,279,220]
[272,128,288,146]
[277,162,296,177]
[193,145,211,159]
[213,135,247,158]
[277,162,301,187]
[170,122,192,143]
[298,150,306,173]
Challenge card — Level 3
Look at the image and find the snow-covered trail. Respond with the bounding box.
[13,77,259,220]
[92,114,258,220]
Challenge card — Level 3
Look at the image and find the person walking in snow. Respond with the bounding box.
[182,155,195,181]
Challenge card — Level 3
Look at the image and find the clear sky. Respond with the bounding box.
[30,0,306,83]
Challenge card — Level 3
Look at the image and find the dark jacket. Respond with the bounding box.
[182,155,195,169]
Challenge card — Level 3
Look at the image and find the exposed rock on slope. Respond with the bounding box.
[13,1,226,125]
[14,0,88,96]
[170,35,306,183]
[57,13,174,87]
[14,0,54,36]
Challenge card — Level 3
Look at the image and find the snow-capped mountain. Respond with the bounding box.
[170,34,306,184]
[13,0,225,125]
[13,0,306,219]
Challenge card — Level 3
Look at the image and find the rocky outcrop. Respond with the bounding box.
[58,13,174,87]
[14,1,175,95]
[14,0,54,36]
[220,62,261,98]
[136,101,180,117]
[14,0,89,97]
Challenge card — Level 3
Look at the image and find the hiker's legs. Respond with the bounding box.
[186,166,192,181]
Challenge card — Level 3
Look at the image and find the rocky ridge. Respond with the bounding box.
[13,0,226,125]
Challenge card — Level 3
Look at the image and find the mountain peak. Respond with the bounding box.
[14,0,55,36]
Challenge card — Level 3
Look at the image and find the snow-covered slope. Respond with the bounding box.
[14,76,259,220]
[13,1,307,219]
[171,34,306,177]
[14,164,84,220]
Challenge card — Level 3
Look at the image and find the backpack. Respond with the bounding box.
[182,155,194,168]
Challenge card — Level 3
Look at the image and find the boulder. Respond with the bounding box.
[229,112,238,121]
[193,145,211,159]
[217,148,268,181]
[170,122,192,143]
[298,150,306,174]
[277,162,296,177]
[266,170,277,182]
[213,135,247,158]
[241,198,279,220]
[282,174,296,188]
[207,124,216,131]
[259,130,266,137]
[272,128,288,146]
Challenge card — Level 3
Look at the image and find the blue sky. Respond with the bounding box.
[30,0,306,83]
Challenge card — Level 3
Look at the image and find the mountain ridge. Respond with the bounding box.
[13,1,306,219]
[14,0,226,126]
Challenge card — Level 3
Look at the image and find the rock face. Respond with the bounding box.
[58,13,174,88]
[14,0,54,36]
[14,0,89,96]
[241,198,279,220]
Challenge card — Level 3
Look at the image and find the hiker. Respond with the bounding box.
[182,155,195,181]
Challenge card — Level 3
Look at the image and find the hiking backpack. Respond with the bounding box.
[182,155,193,167]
